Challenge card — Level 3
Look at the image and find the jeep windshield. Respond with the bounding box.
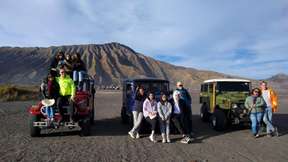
[217,82,250,92]
[134,81,169,95]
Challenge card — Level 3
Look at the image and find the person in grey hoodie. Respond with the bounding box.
[157,93,172,143]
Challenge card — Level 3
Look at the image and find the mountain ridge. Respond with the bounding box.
[0,42,246,89]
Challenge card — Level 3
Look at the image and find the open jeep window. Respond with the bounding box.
[217,82,250,92]
[126,83,132,95]
[201,83,208,92]
[151,82,169,95]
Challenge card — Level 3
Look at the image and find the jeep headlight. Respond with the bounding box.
[232,103,238,109]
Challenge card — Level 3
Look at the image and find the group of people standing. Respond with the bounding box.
[128,82,193,144]
[40,51,87,122]
[245,81,278,138]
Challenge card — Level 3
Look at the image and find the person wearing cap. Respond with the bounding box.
[260,81,279,137]
[173,81,193,137]
[56,67,76,122]
[171,91,191,144]
[245,88,265,138]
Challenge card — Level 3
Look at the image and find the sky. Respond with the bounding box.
[0,0,287,79]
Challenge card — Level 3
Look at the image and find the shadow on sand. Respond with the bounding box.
[40,114,288,140]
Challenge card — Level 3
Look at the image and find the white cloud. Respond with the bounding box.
[0,0,287,78]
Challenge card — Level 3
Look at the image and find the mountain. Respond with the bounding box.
[0,42,234,89]
[266,73,288,95]
[267,73,288,83]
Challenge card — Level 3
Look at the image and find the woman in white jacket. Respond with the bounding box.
[157,94,172,143]
[143,92,158,142]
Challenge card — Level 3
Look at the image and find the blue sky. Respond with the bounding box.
[0,0,287,79]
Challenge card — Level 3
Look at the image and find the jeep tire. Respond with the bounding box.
[80,118,91,136]
[121,107,129,124]
[209,109,227,131]
[30,115,41,137]
[200,103,210,122]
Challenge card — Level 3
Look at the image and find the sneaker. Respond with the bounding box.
[255,134,260,138]
[136,133,140,139]
[185,137,192,143]
[128,131,135,139]
[267,133,272,137]
[162,138,166,143]
[166,138,171,143]
[149,135,156,143]
[180,137,189,144]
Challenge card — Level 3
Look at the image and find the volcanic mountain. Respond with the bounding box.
[0,42,232,89]
[266,73,288,95]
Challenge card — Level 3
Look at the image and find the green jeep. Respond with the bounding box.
[200,79,251,130]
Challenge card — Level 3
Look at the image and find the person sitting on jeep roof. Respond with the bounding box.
[72,52,87,90]
[245,88,265,138]
[56,68,76,122]
[63,53,74,78]
[49,51,64,77]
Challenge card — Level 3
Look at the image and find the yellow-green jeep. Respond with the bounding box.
[200,79,251,130]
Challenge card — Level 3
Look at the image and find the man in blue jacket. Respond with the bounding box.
[173,81,193,141]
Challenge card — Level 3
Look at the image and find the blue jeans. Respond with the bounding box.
[250,112,263,135]
[73,71,85,82]
[159,119,170,136]
[41,106,54,119]
[263,107,275,133]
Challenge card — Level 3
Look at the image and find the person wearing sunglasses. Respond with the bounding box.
[245,88,265,138]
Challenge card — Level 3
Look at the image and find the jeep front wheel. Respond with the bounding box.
[80,118,91,136]
[200,103,210,122]
[209,109,227,131]
[121,107,129,124]
[30,115,41,137]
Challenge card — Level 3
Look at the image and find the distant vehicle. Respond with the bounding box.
[121,78,170,125]
[28,76,95,137]
[200,79,251,131]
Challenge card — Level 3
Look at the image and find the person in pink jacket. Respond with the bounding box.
[143,92,158,142]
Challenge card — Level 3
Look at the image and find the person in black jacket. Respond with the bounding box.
[128,86,146,139]
[49,51,64,77]
[63,53,73,78]
[171,90,192,144]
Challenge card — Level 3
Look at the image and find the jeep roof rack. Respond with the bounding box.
[203,78,251,83]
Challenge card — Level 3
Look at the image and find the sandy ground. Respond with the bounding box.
[0,91,287,162]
